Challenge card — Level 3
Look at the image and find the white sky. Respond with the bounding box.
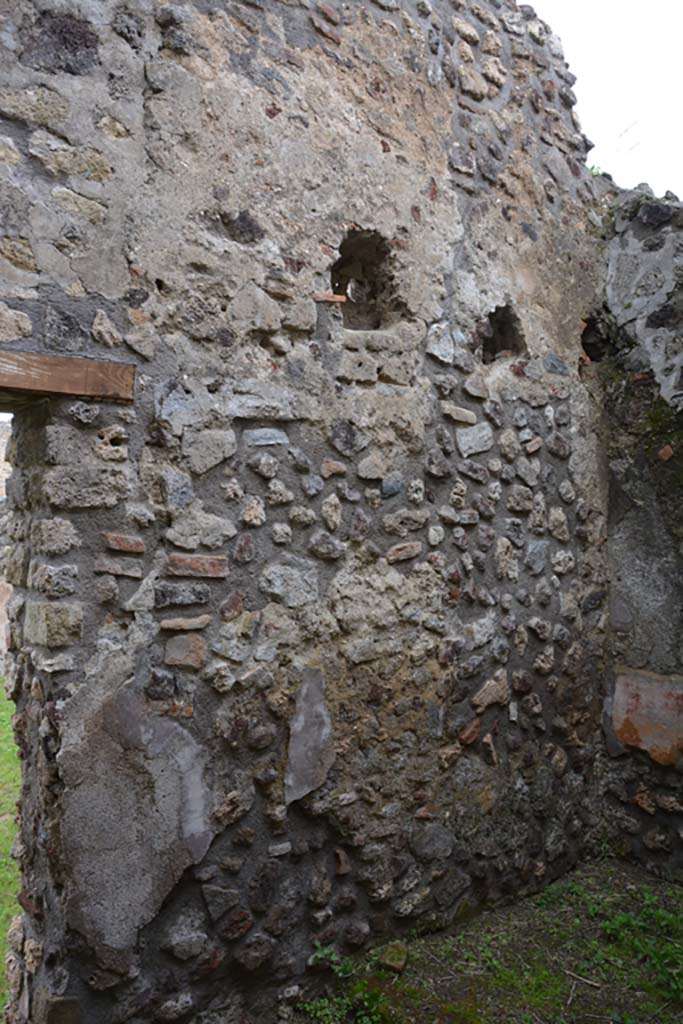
[534,0,683,198]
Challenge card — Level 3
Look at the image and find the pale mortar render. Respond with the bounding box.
[0,1,681,1022]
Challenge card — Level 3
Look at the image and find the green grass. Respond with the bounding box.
[0,684,20,1010]
[295,864,683,1024]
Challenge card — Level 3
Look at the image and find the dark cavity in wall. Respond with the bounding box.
[480,303,526,364]
[331,230,395,330]
[581,315,609,362]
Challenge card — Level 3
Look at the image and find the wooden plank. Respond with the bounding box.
[0,350,136,402]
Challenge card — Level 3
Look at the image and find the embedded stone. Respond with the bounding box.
[266,479,295,505]
[24,602,82,647]
[247,453,279,479]
[28,564,78,599]
[285,668,335,805]
[154,583,211,608]
[321,458,347,478]
[551,550,575,575]
[243,428,290,448]
[259,556,319,608]
[425,322,455,364]
[358,451,388,480]
[272,523,293,545]
[463,375,489,399]
[182,429,237,475]
[91,309,121,346]
[546,431,571,459]
[548,507,570,542]
[506,485,534,512]
[386,541,423,563]
[472,670,510,713]
[410,823,454,861]
[308,530,346,561]
[165,634,206,669]
[102,532,145,554]
[94,556,143,578]
[233,533,256,564]
[160,615,212,631]
[0,302,32,343]
[242,496,267,527]
[456,422,494,458]
[168,554,228,578]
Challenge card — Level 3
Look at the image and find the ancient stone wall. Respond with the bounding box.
[0,1,651,1021]
[600,189,683,876]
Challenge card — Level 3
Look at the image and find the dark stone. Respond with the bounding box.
[219,209,265,245]
[154,582,211,608]
[410,823,454,861]
[308,530,346,560]
[457,460,489,484]
[220,909,255,941]
[145,668,176,700]
[543,352,569,376]
[637,202,673,228]
[505,518,525,549]
[646,304,680,329]
[436,426,455,455]
[329,419,368,457]
[425,449,452,478]
[202,884,240,922]
[21,13,99,75]
[381,473,403,498]
[344,918,371,947]
[546,432,571,460]
[288,447,312,473]
[581,589,607,614]
[44,306,89,354]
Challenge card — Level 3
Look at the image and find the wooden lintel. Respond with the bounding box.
[0,349,136,403]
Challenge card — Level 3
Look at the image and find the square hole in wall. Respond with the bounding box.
[481,304,526,364]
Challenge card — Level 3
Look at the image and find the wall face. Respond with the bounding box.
[600,190,683,875]
[0,2,614,1021]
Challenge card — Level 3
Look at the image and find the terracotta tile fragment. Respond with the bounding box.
[168,554,229,578]
[102,532,145,553]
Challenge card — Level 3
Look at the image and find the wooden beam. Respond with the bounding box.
[0,350,136,403]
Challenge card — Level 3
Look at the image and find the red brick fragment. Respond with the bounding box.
[102,532,145,554]
[658,444,674,462]
[168,554,228,579]
[459,719,481,746]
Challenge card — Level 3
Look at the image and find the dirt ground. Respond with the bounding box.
[295,860,683,1024]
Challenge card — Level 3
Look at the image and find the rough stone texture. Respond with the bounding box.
[0,1,679,1022]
